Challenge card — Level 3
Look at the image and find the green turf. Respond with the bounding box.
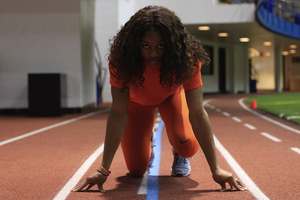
[246,92,300,125]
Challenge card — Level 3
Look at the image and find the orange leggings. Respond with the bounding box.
[121,89,199,176]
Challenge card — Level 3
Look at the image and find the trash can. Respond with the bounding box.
[28,73,66,117]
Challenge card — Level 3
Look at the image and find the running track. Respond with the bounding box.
[0,94,299,200]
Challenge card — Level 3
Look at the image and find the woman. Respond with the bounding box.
[72,5,247,193]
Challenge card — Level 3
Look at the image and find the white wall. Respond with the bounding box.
[94,0,119,103]
[118,0,136,28]
[0,0,98,109]
[0,0,82,109]
[94,0,136,103]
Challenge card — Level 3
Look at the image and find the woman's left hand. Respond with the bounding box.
[212,168,247,191]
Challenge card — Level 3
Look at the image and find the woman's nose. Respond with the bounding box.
[149,48,158,57]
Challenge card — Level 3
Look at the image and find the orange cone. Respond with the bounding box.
[251,100,257,109]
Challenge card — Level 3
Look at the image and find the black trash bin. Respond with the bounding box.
[28,73,66,117]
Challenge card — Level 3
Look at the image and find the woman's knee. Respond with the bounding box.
[126,161,149,176]
[173,138,199,157]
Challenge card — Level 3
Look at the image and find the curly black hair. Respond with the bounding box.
[109,5,210,89]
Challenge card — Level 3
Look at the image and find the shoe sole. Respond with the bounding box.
[171,173,190,177]
[171,168,191,177]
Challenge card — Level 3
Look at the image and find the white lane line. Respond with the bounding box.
[216,108,222,112]
[232,117,242,122]
[291,147,300,154]
[244,123,256,130]
[214,135,269,200]
[260,132,281,142]
[205,99,269,199]
[0,108,111,147]
[222,112,230,117]
[138,115,162,195]
[287,116,300,120]
[53,143,104,200]
[210,105,215,109]
[239,98,300,135]
[137,171,149,194]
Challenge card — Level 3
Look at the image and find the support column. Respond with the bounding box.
[244,46,250,94]
[233,46,240,94]
[274,46,282,93]
[233,45,248,94]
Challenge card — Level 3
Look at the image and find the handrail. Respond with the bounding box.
[262,0,300,23]
[256,0,300,39]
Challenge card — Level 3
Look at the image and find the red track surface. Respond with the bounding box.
[1,94,299,200]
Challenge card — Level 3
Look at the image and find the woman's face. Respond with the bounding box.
[140,29,165,67]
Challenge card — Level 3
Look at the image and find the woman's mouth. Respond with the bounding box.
[147,59,161,66]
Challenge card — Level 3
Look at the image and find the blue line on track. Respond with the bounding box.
[147,120,164,200]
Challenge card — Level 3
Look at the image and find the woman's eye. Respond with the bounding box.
[142,44,149,48]
[158,44,164,49]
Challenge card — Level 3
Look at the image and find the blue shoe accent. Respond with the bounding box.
[171,149,191,177]
[149,134,156,167]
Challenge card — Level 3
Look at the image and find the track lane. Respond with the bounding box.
[0,114,82,142]
[206,95,300,200]
[0,103,111,143]
[0,109,110,200]
[156,126,255,200]
[1,94,300,199]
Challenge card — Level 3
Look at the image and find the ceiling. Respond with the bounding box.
[185,21,300,56]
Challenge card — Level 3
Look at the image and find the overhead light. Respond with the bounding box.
[198,26,210,31]
[290,49,296,54]
[263,41,272,46]
[289,45,297,49]
[240,37,249,42]
[282,51,289,55]
[218,32,228,37]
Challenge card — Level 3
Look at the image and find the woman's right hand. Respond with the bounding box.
[71,172,108,192]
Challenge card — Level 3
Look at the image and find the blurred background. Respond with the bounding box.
[1,0,300,115]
